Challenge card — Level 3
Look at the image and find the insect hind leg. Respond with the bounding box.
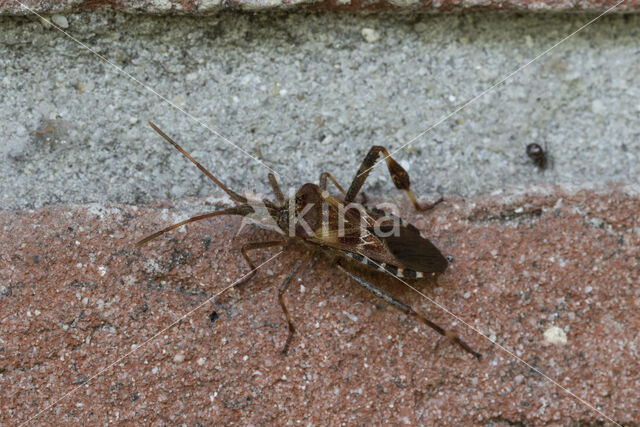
[336,262,480,359]
[344,146,442,212]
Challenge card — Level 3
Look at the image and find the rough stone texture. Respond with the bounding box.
[1,0,639,13]
[1,186,639,424]
[2,12,640,212]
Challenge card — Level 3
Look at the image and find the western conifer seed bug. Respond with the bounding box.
[136,122,480,359]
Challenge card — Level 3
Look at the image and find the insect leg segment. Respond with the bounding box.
[336,262,481,359]
[410,194,443,212]
[234,240,287,288]
[345,146,441,212]
[319,172,347,196]
[278,253,311,354]
[320,172,370,205]
[136,206,255,247]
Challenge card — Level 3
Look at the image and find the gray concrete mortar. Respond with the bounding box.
[1,12,639,211]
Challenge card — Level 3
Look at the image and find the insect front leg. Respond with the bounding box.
[345,146,443,212]
[319,172,347,196]
[336,262,480,359]
[268,173,285,204]
[320,172,369,204]
[277,253,311,354]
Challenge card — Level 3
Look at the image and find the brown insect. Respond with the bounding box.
[137,122,480,359]
[526,142,548,169]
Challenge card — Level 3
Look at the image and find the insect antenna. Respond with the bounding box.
[147,121,248,205]
[136,205,254,247]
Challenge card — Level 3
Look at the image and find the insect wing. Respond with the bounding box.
[307,198,446,273]
[376,223,448,273]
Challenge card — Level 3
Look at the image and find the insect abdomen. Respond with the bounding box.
[341,250,430,279]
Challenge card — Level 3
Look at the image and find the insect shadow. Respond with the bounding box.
[136,122,480,359]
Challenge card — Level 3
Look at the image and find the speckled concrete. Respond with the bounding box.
[1,187,639,424]
[1,12,640,212]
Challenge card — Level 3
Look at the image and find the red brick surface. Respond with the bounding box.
[1,186,639,424]
[0,0,637,14]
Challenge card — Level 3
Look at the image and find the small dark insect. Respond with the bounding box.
[526,142,548,169]
[137,122,480,359]
[209,310,219,323]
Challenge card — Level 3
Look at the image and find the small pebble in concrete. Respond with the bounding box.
[544,326,567,344]
[50,14,69,29]
[591,99,606,115]
[361,28,380,43]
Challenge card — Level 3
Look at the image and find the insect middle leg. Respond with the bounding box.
[277,253,311,354]
[234,240,287,289]
[336,262,480,359]
[344,146,443,212]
